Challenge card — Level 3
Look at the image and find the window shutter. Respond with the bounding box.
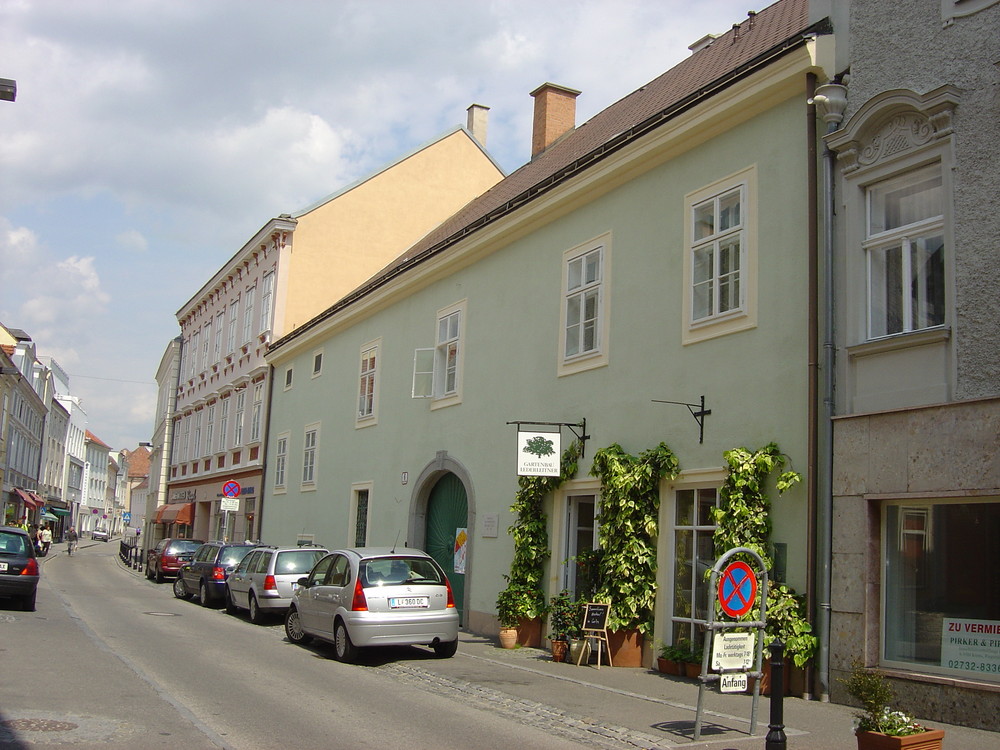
[411,348,434,398]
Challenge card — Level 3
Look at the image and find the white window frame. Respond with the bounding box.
[259,270,274,335]
[301,424,319,488]
[682,166,758,344]
[205,404,215,456]
[250,383,263,442]
[218,397,229,452]
[411,300,467,409]
[357,339,380,426]
[558,234,610,377]
[201,320,211,372]
[864,164,946,340]
[192,409,202,458]
[214,311,224,364]
[311,349,324,379]
[242,285,256,346]
[227,298,240,354]
[189,330,200,378]
[283,367,293,391]
[233,390,246,447]
[660,469,726,649]
[273,432,288,492]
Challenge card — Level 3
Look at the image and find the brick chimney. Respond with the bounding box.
[466,103,489,147]
[530,83,580,158]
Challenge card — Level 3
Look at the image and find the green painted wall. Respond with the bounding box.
[262,92,814,629]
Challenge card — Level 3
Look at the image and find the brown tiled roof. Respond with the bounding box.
[274,0,825,350]
[126,446,151,477]
[85,430,111,449]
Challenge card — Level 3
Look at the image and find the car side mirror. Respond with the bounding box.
[297,577,311,588]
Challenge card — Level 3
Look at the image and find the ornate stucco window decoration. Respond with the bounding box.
[825,86,959,176]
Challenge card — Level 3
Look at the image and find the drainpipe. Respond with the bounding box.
[808,79,848,702]
[805,73,819,702]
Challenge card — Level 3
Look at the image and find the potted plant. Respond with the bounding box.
[656,641,685,676]
[675,639,704,678]
[842,662,945,749]
[496,582,545,648]
[547,589,578,662]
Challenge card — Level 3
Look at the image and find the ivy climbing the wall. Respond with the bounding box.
[496,440,581,623]
[590,442,679,634]
[711,442,818,668]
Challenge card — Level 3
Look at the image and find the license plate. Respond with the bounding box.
[0,563,6,572]
[389,596,429,609]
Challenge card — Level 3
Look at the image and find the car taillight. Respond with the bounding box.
[163,555,177,565]
[22,559,39,576]
[263,575,276,591]
[212,566,225,581]
[445,577,456,608]
[351,578,368,611]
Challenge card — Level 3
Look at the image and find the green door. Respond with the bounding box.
[425,473,468,624]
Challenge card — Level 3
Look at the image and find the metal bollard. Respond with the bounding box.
[765,640,787,750]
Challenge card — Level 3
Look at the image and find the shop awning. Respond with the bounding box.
[156,502,195,525]
[41,512,59,522]
[49,508,72,517]
[14,488,41,509]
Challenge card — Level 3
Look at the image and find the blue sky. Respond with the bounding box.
[0,0,761,450]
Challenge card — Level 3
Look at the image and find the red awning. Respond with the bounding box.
[174,502,195,526]
[155,502,194,525]
[14,488,41,509]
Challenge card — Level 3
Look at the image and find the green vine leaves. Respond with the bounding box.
[498,440,582,621]
[590,442,679,634]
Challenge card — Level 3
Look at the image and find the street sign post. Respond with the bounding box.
[692,547,768,741]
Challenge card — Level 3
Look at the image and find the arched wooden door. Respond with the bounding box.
[425,473,468,624]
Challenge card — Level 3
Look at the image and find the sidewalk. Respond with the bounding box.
[429,633,999,750]
[106,549,995,749]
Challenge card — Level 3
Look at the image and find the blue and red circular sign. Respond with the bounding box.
[718,560,758,618]
[222,481,241,498]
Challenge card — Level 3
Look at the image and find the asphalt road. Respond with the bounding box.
[0,540,591,749]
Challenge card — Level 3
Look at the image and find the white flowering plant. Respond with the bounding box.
[854,707,925,737]
[843,662,928,737]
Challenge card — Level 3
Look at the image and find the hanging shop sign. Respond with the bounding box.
[516,431,561,477]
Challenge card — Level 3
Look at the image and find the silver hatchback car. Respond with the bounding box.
[225,545,328,623]
[284,547,459,662]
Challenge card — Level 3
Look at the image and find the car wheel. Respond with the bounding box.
[433,639,458,658]
[21,591,36,612]
[173,577,191,600]
[284,607,312,645]
[144,566,152,580]
[224,587,238,615]
[155,567,164,584]
[199,581,212,607]
[248,593,265,625]
[334,620,358,663]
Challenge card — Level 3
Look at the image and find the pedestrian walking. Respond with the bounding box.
[39,524,52,556]
[66,526,79,556]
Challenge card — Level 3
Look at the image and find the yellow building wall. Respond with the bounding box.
[280,130,503,333]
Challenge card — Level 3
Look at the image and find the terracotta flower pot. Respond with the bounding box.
[657,657,683,676]
[498,627,518,649]
[550,639,569,662]
[855,728,944,750]
[606,629,643,667]
[516,617,542,648]
[684,661,702,679]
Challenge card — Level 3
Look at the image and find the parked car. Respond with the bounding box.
[174,541,255,607]
[284,547,459,662]
[146,538,204,583]
[226,545,328,624]
[91,527,110,542]
[0,526,40,611]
